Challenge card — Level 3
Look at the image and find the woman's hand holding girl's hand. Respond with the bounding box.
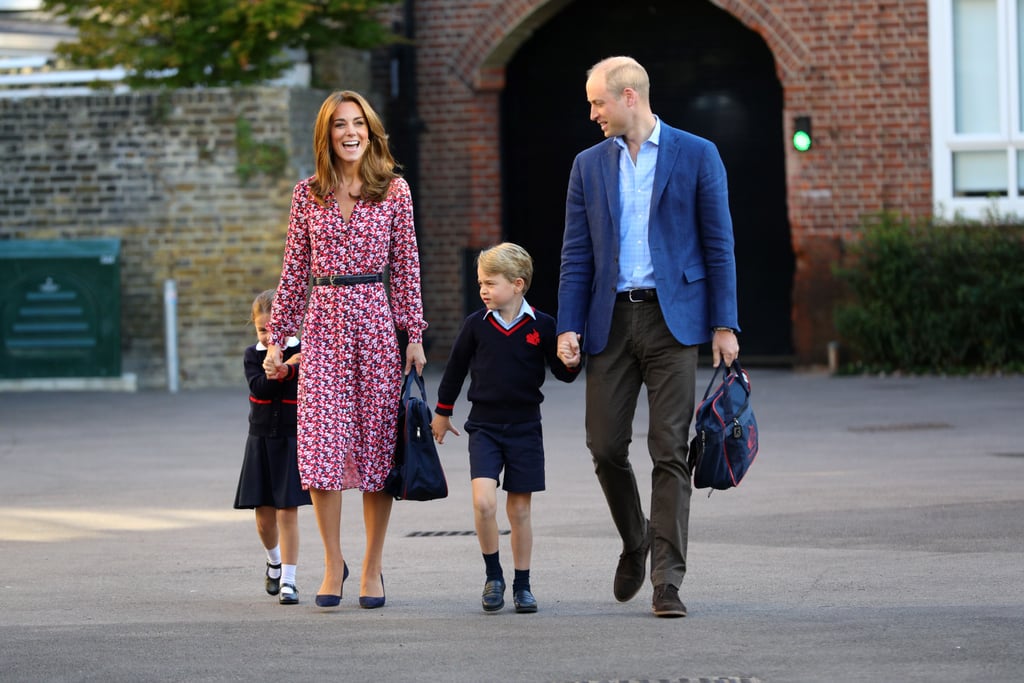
[263,344,285,378]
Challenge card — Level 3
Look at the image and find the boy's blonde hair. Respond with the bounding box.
[251,289,275,321]
[477,242,533,294]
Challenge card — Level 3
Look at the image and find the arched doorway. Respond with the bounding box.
[501,0,794,359]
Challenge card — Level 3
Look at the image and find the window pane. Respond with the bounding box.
[1018,150,1024,193]
[954,0,999,133]
[1019,0,1024,131]
[953,151,1007,196]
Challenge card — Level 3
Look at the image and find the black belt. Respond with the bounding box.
[312,273,383,286]
[616,288,657,303]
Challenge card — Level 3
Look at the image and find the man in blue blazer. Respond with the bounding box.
[557,56,740,618]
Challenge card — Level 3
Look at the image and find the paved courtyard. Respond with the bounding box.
[1,367,1022,682]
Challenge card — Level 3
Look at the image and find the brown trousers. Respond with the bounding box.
[585,299,698,588]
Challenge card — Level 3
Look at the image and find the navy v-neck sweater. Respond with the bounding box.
[435,307,579,424]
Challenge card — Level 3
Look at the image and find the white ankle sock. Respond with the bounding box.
[282,564,297,586]
[266,545,281,566]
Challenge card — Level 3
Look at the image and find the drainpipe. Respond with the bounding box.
[389,0,425,354]
[391,0,422,200]
[164,279,179,393]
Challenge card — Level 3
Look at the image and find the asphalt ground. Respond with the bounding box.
[1,366,1023,683]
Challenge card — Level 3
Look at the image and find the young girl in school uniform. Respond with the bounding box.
[233,290,311,604]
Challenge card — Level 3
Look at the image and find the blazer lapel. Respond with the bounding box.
[601,141,621,240]
[651,127,681,209]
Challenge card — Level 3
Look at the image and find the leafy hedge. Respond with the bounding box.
[833,214,1024,373]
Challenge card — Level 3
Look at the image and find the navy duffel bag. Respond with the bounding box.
[688,360,759,491]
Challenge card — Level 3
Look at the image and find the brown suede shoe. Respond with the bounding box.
[652,584,687,618]
[613,521,650,602]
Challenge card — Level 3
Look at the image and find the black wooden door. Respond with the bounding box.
[501,0,794,359]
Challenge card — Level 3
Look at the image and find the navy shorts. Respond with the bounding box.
[464,419,545,492]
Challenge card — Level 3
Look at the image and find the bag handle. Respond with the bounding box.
[698,363,726,402]
[396,371,428,459]
[729,359,751,393]
[403,370,428,403]
[697,360,751,403]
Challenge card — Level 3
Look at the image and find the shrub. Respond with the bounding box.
[833,213,1024,373]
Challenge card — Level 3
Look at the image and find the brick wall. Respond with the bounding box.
[411,0,538,356]
[1,87,324,388]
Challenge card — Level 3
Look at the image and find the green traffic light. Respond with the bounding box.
[792,130,812,152]
[792,115,812,152]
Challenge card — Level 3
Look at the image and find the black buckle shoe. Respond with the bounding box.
[481,578,505,612]
[279,582,299,605]
[265,562,282,596]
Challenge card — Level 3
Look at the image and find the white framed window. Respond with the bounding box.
[930,0,1024,218]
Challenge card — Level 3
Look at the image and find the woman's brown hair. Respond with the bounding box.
[308,90,401,205]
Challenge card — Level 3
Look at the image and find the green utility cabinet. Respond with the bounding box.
[0,239,122,379]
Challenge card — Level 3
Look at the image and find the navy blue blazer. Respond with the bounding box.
[557,122,740,354]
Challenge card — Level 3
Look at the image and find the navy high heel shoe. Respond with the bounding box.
[359,574,385,609]
[315,561,349,608]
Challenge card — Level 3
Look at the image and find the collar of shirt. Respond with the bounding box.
[483,298,535,330]
[612,114,662,154]
[614,116,661,292]
[256,336,299,351]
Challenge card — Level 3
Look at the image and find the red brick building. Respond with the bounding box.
[2,1,1014,385]
[383,0,996,365]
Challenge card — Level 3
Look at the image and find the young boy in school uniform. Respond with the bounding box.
[431,242,580,613]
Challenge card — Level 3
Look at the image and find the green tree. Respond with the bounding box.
[42,0,399,88]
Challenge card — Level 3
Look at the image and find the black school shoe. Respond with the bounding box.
[265,562,282,596]
[481,578,505,612]
[513,588,537,613]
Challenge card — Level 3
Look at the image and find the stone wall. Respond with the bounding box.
[1,87,325,388]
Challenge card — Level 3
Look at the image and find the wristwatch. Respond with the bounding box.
[712,326,736,334]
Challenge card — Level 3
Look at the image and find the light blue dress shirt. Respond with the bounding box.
[483,297,535,330]
[614,116,661,292]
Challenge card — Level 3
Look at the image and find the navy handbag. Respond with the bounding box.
[688,360,759,491]
[384,372,449,501]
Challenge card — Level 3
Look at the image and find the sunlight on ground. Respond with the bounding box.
[0,507,246,542]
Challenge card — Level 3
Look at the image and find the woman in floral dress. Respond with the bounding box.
[263,90,427,609]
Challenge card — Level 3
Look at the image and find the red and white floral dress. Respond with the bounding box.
[268,176,427,492]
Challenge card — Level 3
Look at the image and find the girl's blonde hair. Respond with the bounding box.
[308,90,401,205]
[251,289,275,321]
[477,242,534,293]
